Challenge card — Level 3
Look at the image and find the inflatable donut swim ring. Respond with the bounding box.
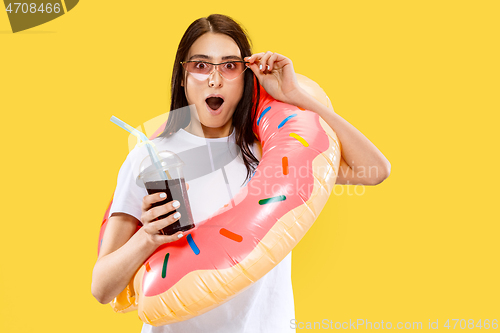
[98,74,341,326]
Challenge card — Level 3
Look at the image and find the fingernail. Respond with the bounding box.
[159,193,166,198]
[266,65,270,70]
[173,212,181,219]
[178,233,184,238]
[172,201,180,208]
[259,64,262,70]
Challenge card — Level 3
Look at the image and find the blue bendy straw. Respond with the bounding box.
[110,116,169,180]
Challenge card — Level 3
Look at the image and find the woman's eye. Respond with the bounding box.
[195,62,207,69]
[224,62,236,70]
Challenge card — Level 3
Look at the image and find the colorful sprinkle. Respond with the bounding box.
[278,113,297,129]
[161,253,169,279]
[145,262,151,272]
[187,234,200,255]
[298,107,306,111]
[282,156,289,175]
[289,132,309,147]
[259,195,286,205]
[220,228,243,242]
[257,106,271,126]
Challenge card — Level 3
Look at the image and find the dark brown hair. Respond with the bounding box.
[158,14,260,185]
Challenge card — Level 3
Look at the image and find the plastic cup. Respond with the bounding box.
[136,151,195,235]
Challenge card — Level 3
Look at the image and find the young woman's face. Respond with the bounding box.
[182,32,245,138]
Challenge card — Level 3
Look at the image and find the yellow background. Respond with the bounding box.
[1,1,498,331]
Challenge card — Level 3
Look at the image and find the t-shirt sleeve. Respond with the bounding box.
[108,152,147,222]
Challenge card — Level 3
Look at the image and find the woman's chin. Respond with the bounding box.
[197,119,233,138]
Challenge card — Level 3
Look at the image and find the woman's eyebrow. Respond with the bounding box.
[188,54,243,61]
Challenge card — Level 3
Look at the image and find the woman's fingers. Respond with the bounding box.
[156,231,185,243]
[245,52,285,74]
[142,210,187,244]
[147,200,180,223]
[143,210,181,236]
[245,52,267,70]
[140,193,187,244]
[267,52,280,71]
[245,52,265,64]
[141,192,167,213]
[141,193,180,225]
[251,51,273,72]
[260,51,275,72]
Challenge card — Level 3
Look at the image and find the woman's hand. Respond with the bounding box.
[140,183,190,245]
[244,52,306,106]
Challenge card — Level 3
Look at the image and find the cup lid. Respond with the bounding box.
[136,150,185,188]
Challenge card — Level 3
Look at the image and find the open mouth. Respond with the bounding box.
[205,97,224,111]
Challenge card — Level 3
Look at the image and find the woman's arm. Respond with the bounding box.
[245,52,391,185]
[91,214,157,304]
[92,193,186,304]
[289,92,391,185]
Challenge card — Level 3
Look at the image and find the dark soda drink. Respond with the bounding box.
[145,178,195,235]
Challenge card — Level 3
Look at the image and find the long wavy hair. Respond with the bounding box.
[158,14,260,184]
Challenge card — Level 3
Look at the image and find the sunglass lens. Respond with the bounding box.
[220,62,246,80]
[185,62,213,74]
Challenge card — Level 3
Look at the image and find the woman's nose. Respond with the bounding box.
[208,68,223,87]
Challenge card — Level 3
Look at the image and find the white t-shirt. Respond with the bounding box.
[109,128,295,333]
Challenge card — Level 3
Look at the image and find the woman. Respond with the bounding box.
[92,14,390,333]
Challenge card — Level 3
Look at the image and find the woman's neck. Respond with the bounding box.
[184,120,234,139]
